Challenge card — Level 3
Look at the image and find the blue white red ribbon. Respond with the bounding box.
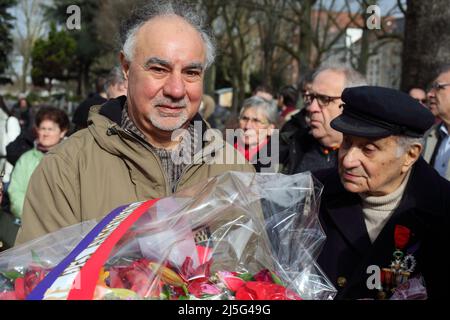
[27,199,160,300]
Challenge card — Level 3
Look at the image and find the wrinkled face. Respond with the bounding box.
[307,70,345,145]
[121,15,205,134]
[338,135,414,196]
[36,119,66,150]
[427,70,450,120]
[239,107,274,146]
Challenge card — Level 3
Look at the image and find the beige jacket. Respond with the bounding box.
[423,124,450,180]
[16,98,254,244]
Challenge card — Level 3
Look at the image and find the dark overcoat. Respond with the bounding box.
[315,158,450,299]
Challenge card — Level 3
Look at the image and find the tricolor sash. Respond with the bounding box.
[27,199,160,300]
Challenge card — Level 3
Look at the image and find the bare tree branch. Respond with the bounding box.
[397,0,407,16]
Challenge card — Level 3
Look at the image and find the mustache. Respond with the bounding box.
[154,98,187,108]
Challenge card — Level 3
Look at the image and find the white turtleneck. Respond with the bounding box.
[359,171,411,243]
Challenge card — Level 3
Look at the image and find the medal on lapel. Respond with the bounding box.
[379,225,416,299]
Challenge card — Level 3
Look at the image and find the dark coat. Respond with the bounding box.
[234,136,276,173]
[251,136,276,173]
[280,127,338,174]
[315,157,450,299]
[5,128,35,166]
[72,93,107,131]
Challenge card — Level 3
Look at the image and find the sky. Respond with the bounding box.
[328,0,406,16]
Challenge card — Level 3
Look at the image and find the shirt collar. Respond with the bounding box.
[439,123,449,137]
[120,102,196,154]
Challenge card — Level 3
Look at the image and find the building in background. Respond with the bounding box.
[320,15,404,89]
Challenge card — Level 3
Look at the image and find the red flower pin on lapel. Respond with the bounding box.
[394,225,411,250]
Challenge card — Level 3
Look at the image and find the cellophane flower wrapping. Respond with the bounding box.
[0,171,336,300]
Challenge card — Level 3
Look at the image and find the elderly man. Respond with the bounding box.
[316,86,449,299]
[279,64,366,174]
[15,2,253,244]
[423,64,450,180]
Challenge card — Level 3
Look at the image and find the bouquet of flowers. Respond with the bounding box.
[0,171,336,300]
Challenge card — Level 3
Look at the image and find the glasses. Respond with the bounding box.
[303,92,341,107]
[239,115,269,125]
[428,82,450,91]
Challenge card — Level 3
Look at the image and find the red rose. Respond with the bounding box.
[23,266,49,297]
[108,258,158,298]
[253,269,273,283]
[235,281,302,300]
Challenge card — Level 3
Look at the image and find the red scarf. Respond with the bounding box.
[234,137,269,161]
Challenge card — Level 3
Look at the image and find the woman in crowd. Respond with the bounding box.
[8,106,69,219]
[234,96,278,172]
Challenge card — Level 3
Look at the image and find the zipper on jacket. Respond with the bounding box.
[119,127,172,196]
[173,139,225,193]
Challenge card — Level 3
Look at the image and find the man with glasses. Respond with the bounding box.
[423,64,450,180]
[279,64,366,174]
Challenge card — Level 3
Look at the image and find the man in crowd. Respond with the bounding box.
[408,87,427,108]
[316,86,449,299]
[423,64,450,180]
[105,66,128,99]
[277,85,299,125]
[72,76,108,132]
[253,85,274,102]
[279,64,366,174]
[16,1,253,244]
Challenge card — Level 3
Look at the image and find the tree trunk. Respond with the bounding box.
[401,0,450,90]
[47,78,53,94]
[20,55,30,93]
[76,64,83,96]
[357,28,370,75]
[82,62,91,97]
[204,64,216,96]
[298,0,314,79]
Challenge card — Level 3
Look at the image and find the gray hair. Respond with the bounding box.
[395,135,424,157]
[313,63,367,88]
[105,66,126,89]
[239,96,279,125]
[120,1,216,69]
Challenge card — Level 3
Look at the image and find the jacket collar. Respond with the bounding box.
[88,96,226,161]
[98,95,126,125]
[322,174,372,255]
[95,95,210,138]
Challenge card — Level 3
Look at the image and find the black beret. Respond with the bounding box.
[331,86,435,138]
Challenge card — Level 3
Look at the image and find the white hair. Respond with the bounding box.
[313,63,367,88]
[395,135,424,157]
[239,96,279,125]
[120,1,216,69]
